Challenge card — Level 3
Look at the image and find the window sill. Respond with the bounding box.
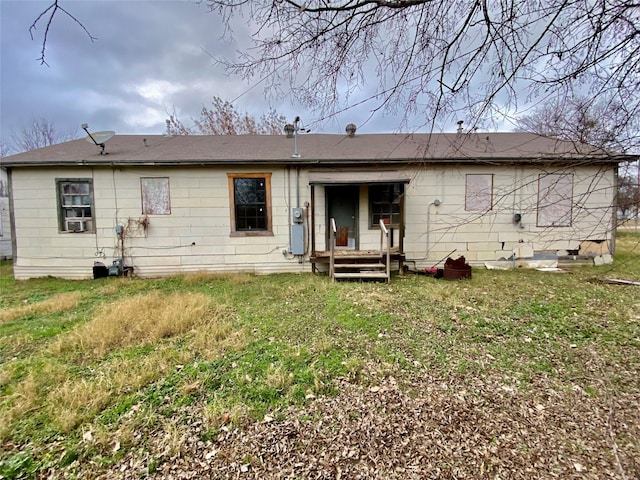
[230,231,274,237]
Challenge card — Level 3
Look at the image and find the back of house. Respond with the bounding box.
[1,130,629,279]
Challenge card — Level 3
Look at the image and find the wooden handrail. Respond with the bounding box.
[379,220,391,282]
[329,218,337,281]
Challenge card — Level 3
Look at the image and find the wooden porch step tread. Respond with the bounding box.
[334,263,385,269]
[332,255,383,261]
[334,272,390,279]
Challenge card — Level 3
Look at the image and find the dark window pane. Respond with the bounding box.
[369,183,403,227]
[234,177,267,231]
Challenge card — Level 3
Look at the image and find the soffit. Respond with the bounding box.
[308,170,411,185]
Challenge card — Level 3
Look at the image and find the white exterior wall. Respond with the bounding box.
[10,162,616,279]
[11,166,315,279]
[402,164,615,267]
[310,164,615,267]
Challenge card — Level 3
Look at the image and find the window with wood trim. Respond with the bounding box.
[465,174,493,211]
[228,173,272,235]
[57,179,94,233]
[141,177,171,215]
[537,174,573,227]
[369,183,403,228]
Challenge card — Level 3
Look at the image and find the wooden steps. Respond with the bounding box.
[332,255,389,282]
[334,271,390,280]
[326,218,392,282]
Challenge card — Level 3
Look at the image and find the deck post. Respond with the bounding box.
[310,185,316,273]
[379,219,391,283]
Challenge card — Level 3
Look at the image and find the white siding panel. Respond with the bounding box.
[10,162,617,278]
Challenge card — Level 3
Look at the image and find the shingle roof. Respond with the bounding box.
[1,132,625,167]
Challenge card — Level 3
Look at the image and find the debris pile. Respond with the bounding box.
[443,256,472,280]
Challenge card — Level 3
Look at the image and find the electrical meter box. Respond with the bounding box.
[292,207,304,224]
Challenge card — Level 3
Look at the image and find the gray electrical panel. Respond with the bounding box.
[291,224,305,255]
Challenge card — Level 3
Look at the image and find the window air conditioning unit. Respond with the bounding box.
[66,219,86,232]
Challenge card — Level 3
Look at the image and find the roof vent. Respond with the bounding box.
[456,120,464,134]
[346,123,357,137]
[284,123,295,138]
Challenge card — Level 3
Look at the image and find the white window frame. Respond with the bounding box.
[57,178,95,233]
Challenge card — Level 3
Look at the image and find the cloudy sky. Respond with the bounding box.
[2,0,416,153]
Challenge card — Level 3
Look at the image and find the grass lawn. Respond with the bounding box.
[0,232,639,479]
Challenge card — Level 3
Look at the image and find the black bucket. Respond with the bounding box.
[93,262,109,279]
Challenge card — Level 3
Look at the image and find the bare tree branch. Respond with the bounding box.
[198,0,640,136]
[29,1,96,66]
[29,0,640,145]
[167,97,287,136]
[9,118,78,153]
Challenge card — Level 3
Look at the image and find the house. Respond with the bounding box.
[1,129,632,280]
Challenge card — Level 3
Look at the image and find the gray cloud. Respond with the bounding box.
[1,0,438,153]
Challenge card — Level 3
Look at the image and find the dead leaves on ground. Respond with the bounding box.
[95,368,639,480]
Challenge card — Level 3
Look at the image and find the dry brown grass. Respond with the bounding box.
[265,363,294,391]
[109,348,190,392]
[94,277,150,296]
[180,271,220,285]
[40,348,191,433]
[48,378,113,432]
[0,291,241,436]
[203,398,250,430]
[181,271,255,286]
[0,346,200,439]
[92,422,135,457]
[188,316,244,361]
[0,291,84,323]
[52,291,218,357]
[1,291,241,436]
[0,362,68,439]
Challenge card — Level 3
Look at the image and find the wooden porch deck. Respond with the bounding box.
[310,248,405,275]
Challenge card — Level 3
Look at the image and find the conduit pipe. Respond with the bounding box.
[426,199,441,258]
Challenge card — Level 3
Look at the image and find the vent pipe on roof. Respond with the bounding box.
[456,120,464,134]
[285,116,306,158]
[346,123,357,137]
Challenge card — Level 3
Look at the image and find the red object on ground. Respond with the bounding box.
[443,256,472,280]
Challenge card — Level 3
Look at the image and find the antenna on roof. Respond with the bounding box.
[81,123,114,155]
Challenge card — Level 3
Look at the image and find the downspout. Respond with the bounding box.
[7,168,17,262]
[287,166,292,253]
[296,167,300,208]
[296,166,302,263]
[310,185,316,265]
